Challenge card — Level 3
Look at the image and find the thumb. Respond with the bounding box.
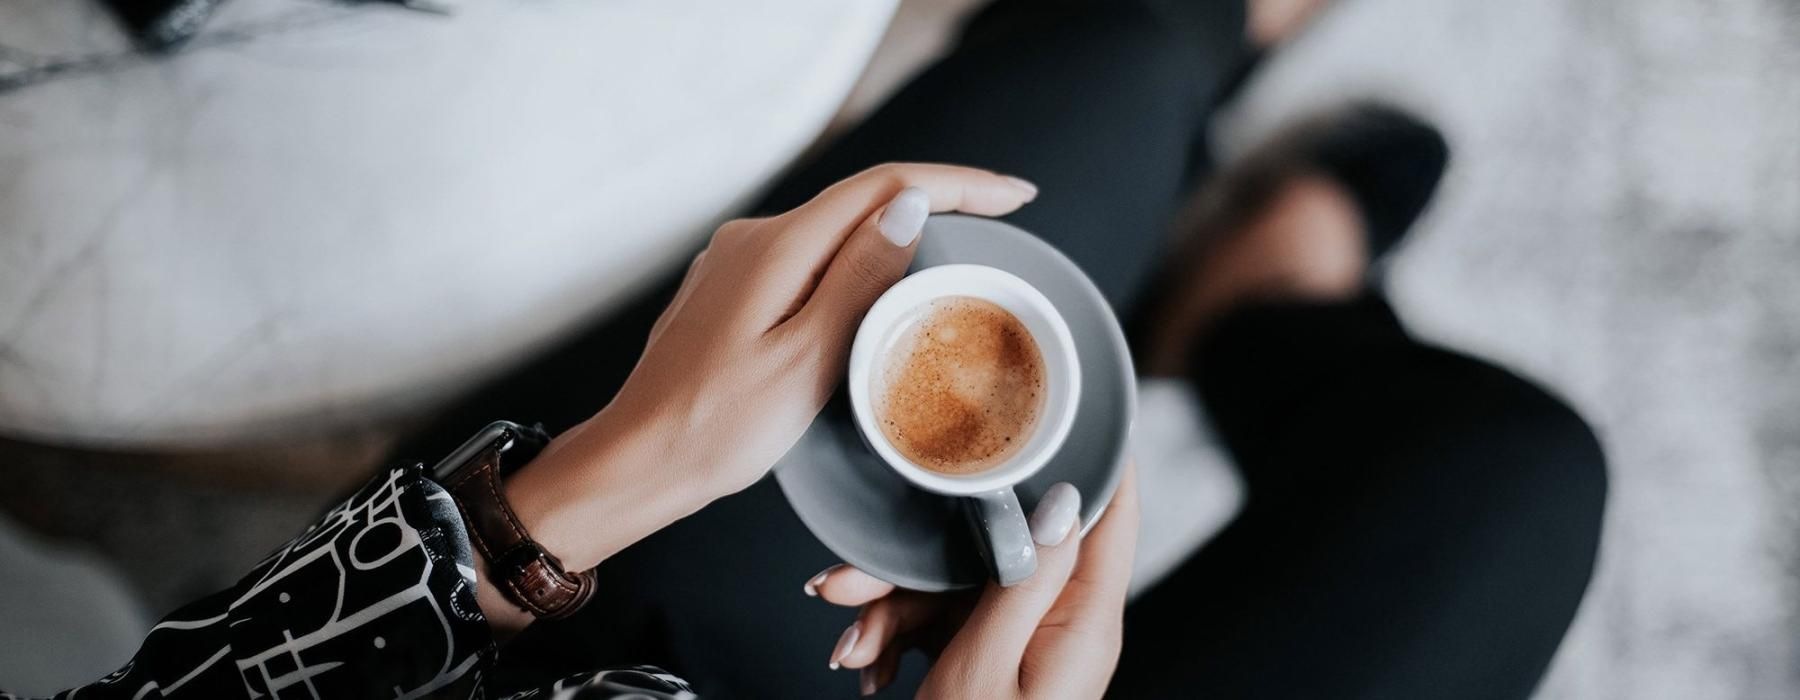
[935,483,1084,678]
[789,186,930,343]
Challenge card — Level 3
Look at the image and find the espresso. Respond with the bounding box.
[875,296,1046,474]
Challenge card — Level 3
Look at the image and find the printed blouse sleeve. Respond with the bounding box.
[2,463,695,700]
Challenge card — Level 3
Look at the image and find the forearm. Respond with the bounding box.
[9,460,702,699]
[480,405,723,637]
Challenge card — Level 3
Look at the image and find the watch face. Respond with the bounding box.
[431,421,549,482]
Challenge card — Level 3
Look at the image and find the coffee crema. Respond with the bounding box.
[875,296,1046,475]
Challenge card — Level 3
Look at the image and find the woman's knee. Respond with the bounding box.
[1488,365,1606,515]
[1418,356,1610,559]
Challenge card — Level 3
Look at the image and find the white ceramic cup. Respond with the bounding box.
[848,264,1081,585]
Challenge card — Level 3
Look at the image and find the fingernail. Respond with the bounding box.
[1029,482,1080,546]
[860,666,878,696]
[803,565,838,597]
[829,620,861,670]
[1002,174,1039,199]
[878,187,930,247]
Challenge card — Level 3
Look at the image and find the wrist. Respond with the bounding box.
[501,406,714,571]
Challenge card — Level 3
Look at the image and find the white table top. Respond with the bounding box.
[0,0,895,446]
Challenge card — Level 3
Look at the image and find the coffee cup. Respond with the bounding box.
[847,264,1081,586]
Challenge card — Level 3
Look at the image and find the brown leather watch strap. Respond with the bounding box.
[444,443,596,620]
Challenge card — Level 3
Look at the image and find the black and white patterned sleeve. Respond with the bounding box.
[1,464,696,700]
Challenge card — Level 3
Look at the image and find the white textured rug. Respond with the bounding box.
[1204,1,1800,697]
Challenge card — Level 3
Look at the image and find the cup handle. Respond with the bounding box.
[964,488,1037,587]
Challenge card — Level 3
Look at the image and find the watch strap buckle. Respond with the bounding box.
[437,420,592,620]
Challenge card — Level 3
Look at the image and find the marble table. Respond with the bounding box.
[0,0,897,447]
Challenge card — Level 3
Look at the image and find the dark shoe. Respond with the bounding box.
[1199,102,1450,260]
[1135,102,1447,374]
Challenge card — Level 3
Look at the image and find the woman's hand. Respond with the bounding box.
[811,463,1141,698]
[599,165,1036,497]
[501,163,1038,575]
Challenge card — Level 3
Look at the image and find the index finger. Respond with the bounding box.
[812,565,898,607]
[1064,460,1140,615]
[777,163,1037,246]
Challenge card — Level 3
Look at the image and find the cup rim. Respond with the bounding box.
[848,264,1082,495]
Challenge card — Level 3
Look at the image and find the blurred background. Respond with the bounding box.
[0,0,1795,697]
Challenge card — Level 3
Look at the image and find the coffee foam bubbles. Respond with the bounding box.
[874,296,1045,474]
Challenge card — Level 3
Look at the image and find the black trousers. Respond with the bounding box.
[401,1,1607,697]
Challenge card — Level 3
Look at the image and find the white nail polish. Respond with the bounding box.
[860,667,878,696]
[1029,482,1080,546]
[1002,174,1039,198]
[829,621,861,670]
[877,187,930,247]
[803,565,837,597]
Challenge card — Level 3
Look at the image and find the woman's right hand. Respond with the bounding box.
[811,462,1140,698]
[478,163,1036,636]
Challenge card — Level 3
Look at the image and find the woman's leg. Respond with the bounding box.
[1109,103,1604,698]
[460,1,1257,696]
[1111,299,1608,699]
[755,0,1252,311]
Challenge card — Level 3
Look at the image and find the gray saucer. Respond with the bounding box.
[774,215,1136,591]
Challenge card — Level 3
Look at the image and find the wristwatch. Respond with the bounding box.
[432,420,597,620]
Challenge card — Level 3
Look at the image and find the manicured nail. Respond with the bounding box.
[860,666,878,696]
[1002,174,1039,199]
[829,620,861,670]
[1029,482,1080,546]
[878,187,930,247]
[803,565,839,597]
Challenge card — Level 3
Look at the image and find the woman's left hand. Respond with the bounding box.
[503,164,1038,576]
[809,463,1140,698]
